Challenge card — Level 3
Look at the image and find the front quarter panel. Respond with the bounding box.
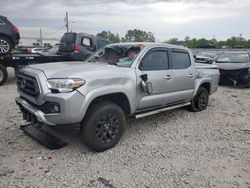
[76,68,137,119]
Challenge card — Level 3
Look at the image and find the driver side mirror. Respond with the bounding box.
[140,74,153,95]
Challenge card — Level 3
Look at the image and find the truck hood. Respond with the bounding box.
[29,61,120,78]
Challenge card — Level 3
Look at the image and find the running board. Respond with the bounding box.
[135,102,191,119]
[20,123,68,150]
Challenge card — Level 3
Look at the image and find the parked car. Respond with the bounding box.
[214,51,250,87]
[0,15,20,55]
[194,51,220,64]
[57,32,111,61]
[16,43,220,152]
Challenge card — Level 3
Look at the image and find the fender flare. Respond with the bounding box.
[193,78,212,96]
[78,86,133,120]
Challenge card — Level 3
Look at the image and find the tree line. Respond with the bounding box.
[97,29,250,48]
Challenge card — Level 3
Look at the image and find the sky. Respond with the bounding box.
[1,0,250,41]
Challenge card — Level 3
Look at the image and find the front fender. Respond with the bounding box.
[78,86,134,121]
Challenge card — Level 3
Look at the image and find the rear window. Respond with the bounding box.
[81,37,92,47]
[216,53,250,63]
[60,33,76,43]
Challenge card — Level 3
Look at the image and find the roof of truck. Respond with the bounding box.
[107,42,189,51]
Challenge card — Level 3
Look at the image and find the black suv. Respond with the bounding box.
[0,15,20,55]
[57,32,111,61]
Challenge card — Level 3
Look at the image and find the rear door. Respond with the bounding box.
[170,49,196,101]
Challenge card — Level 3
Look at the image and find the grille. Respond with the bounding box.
[17,73,40,97]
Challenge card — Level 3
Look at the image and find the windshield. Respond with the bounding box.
[216,52,250,63]
[88,44,143,67]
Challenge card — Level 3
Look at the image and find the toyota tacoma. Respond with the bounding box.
[16,43,220,152]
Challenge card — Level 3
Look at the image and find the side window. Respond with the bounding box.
[141,50,169,71]
[0,19,5,25]
[172,51,191,69]
[81,37,92,47]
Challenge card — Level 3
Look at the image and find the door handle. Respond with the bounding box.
[188,74,195,78]
[164,75,172,80]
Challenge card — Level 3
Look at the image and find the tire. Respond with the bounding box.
[80,102,126,152]
[189,87,209,112]
[14,64,21,77]
[0,36,13,55]
[0,64,8,86]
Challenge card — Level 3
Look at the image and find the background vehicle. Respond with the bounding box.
[194,51,220,64]
[57,32,111,61]
[214,51,250,87]
[0,51,69,86]
[0,33,108,86]
[0,15,20,55]
[16,43,220,152]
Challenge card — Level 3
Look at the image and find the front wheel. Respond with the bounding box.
[80,102,126,152]
[189,87,209,112]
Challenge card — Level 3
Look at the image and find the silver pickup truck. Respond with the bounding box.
[16,43,220,151]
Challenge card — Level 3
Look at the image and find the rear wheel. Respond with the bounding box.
[189,87,209,112]
[80,102,126,152]
[0,64,8,86]
[0,36,13,55]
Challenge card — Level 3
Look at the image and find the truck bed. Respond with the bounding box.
[195,63,218,69]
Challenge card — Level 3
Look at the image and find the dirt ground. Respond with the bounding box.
[0,68,250,188]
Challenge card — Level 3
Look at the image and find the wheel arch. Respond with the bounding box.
[0,33,14,47]
[79,88,133,122]
[194,78,211,96]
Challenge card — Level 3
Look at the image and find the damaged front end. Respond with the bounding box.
[219,68,250,87]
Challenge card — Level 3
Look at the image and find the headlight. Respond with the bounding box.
[47,78,86,93]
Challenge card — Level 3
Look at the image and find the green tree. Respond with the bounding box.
[124,29,155,42]
[96,31,120,43]
[166,38,179,45]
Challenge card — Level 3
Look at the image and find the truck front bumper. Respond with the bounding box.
[16,91,86,126]
[16,97,55,125]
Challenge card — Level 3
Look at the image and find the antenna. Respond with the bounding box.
[40,28,43,46]
[65,12,69,33]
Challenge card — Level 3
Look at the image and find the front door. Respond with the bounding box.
[136,48,175,110]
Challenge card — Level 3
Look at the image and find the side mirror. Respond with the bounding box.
[140,74,153,95]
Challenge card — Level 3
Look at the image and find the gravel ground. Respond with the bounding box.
[0,68,250,188]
